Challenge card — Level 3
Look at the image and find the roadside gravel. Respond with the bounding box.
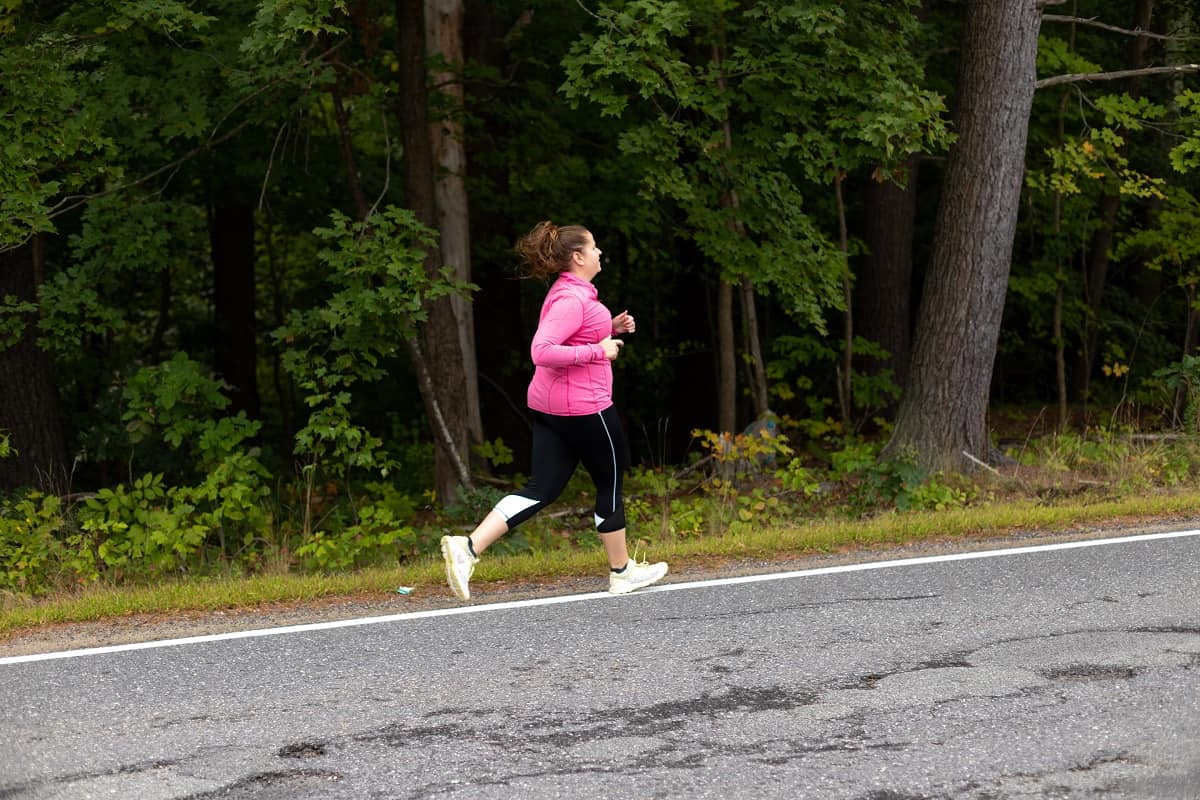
[2,516,1195,659]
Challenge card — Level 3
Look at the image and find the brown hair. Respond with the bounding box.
[514,220,591,281]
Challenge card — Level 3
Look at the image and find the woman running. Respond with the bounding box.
[440,221,668,600]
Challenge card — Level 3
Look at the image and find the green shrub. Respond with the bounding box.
[836,446,966,513]
[0,492,65,595]
[74,474,209,582]
[295,503,414,572]
[117,355,273,562]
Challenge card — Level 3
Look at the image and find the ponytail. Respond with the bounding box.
[515,220,590,280]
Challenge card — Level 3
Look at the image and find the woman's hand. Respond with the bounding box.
[612,310,636,335]
[598,337,625,361]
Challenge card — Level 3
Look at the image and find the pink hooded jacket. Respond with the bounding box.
[526,272,615,416]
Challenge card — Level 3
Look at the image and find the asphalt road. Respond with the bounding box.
[3,531,1200,799]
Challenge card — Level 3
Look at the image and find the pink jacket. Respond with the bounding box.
[526,272,614,415]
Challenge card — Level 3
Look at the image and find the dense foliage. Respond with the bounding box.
[1,0,1199,595]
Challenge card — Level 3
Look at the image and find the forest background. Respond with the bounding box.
[2,0,1200,601]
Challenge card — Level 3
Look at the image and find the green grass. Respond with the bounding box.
[4,489,1200,639]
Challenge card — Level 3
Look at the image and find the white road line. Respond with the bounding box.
[3,528,1199,667]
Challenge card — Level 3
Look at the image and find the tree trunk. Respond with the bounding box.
[1075,190,1119,404]
[882,1,1041,472]
[210,200,261,419]
[397,0,472,503]
[711,37,766,423]
[330,88,372,221]
[1175,285,1198,427]
[717,279,736,433]
[1054,81,1070,430]
[147,265,170,365]
[1074,0,1154,404]
[852,0,930,421]
[854,154,920,414]
[1167,1,1194,427]
[835,170,852,429]
[426,0,483,449]
[461,1,533,469]
[0,238,68,492]
[739,276,768,417]
[1054,278,1068,428]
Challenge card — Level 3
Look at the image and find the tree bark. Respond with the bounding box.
[739,276,768,417]
[882,1,1041,472]
[210,200,261,419]
[0,238,68,492]
[397,0,473,503]
[854,155,920,416]
[717,279,736,434]
[1176,285,1198,427]
[425,0,483,449]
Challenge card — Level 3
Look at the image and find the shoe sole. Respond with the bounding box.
[609,565,668,595]
[440,536,471,601]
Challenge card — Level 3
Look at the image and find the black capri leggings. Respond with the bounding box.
[492,405,628,533]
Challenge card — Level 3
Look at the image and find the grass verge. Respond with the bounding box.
[4,489,1200,639]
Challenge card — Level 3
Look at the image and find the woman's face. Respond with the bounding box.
[571,232,603,281]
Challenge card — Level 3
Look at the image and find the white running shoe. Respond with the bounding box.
[440,535,478,600]
[609,557,668,595]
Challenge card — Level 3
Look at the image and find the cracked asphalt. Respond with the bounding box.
[3,530,1200,799]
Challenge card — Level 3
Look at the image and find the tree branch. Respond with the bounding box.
[1035,64,1200,90]
[962,451,1002,477]
[1042,14,1186,41]
[408,337,473,489]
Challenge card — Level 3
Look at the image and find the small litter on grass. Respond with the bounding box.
[395,586,414,595]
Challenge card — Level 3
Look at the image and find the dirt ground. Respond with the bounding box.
[4,515,1197,659]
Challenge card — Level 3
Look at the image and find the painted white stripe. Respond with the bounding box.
[494,494,540,521]
[3,528,1199,667]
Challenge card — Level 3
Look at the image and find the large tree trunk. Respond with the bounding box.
[426,0,483,449]
[0,238,68,491]
[882,1,1041,473]
[854,155,920,415]
[210,200,260,419]
[397,0,472,503]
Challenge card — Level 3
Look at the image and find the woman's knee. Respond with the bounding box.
[595,506,626,533]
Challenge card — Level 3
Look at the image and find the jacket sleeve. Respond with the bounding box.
[530,295,605,367]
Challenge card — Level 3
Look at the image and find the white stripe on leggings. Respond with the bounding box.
[595,410,618,527]
[494,494,540,521]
